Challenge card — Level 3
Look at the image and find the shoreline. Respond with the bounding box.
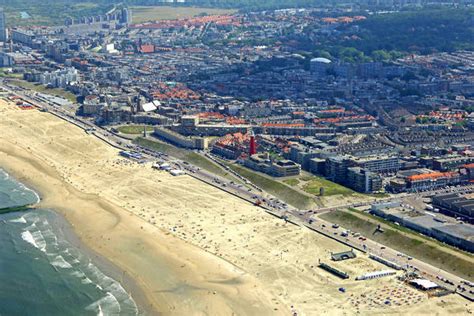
[46,207,153,315]
[2,101,471,315]
[0,123,280,315]
[0,168,153,315]
[0,158,167,314]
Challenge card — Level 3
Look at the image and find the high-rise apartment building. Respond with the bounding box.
[0,8,7,42]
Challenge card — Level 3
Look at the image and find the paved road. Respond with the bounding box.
[3,83,473,301]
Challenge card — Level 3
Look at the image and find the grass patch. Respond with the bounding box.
[347,207,472,253]
[131,6,236,23]
[283,178,300,186]
[134,137,176,154]
[320,210,474,281]
[133,137,238,181]
[184,153,231,177]
[301,176,354,197]
[7,79,77,103]
[224,163,314,209]
[0,69,23,79]
[117,125,154,135]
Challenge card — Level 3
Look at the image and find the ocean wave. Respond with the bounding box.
[14,204,137,314]
[81,277,93,285]
[0,168,40,204]
[50,255,73,269]
[24,221,36,230]
[43,234,137,314]
[85,292,121,315]
[9,216,27,224]
[17,181,41,204]
[0,168,10,180]
[20,225,47,253]
[30,230,47,252]
[86,263,138,315]
[42,228,58,247]
[1,172,138,314]
[70,270,86,278]
[21,230,40,249]
[71,270,94,285]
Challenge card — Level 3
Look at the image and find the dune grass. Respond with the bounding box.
[117,125,154,135]
[320,210,474,281]
[224,163,314,209]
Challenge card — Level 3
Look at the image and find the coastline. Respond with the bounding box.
[0,122,280,314]
[2,101,471,315]
[45,206,153,315]
[0,167,153,315]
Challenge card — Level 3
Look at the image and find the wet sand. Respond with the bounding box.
[0,102,279,315]
[0,144,277,315]
[0,100,472,315]
[48,207,154,315]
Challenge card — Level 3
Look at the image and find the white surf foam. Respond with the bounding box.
[81,277,93,285]
[0,169,10,180]
[21,230,40,249]
[0,169,40,204]
[70,270,86,278]
[50,255,73,269]
[30,230,47,252]
[9,216,27,224]
[16,181,40,204]
[85,292,121,315]
[85,262,138,314]
[16,200,138,314]
[42,228,58,247]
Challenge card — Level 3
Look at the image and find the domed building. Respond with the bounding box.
[310,57,332,78]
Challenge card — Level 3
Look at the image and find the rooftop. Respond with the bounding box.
[311,57,331,64]
[331,250,356,261]
[404,215,447,229]
[434,224,474,241]
[410,279,439,290]
[407,171,457,181]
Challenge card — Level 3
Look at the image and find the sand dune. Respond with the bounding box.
[0,101,472,315]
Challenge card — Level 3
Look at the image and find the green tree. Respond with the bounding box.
[372,50,391,62]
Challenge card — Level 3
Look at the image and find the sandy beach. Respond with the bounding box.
[0,100,472,315]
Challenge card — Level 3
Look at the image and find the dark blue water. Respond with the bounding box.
[0,169,139,315]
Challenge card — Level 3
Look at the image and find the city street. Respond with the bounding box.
[3,82,473,302]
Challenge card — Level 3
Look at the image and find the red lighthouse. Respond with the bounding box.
[249,130,257,156]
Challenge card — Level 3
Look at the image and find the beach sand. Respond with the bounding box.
[0,100,472,315]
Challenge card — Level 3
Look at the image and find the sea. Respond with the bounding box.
[0,169,139,315]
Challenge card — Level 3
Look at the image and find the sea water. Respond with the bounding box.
[0,169,139,315]
[0,169,40,209]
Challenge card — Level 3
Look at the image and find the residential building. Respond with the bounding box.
[406,172,462,192]
[243,153,301,177]
[154,127,209,150]
[351,155,400,174]
[347,167,383,193]
[0,8,6,42]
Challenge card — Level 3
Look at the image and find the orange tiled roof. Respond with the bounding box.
[407,172,456,181]
[198,112,224,119]
[262,123,305,128]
